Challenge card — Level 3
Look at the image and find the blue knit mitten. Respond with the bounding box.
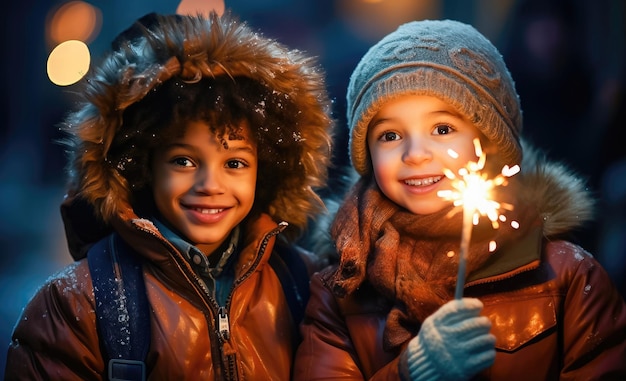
[404,298,496,381]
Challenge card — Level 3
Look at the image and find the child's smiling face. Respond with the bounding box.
[152,120,257,255]
[367,94,484,215]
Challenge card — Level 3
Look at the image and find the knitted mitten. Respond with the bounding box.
[403,298,496,381]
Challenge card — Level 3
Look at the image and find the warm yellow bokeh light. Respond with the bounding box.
[47,40,91,86]
[177,0,225,17]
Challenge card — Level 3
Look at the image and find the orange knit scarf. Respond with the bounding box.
[330,176,533,350]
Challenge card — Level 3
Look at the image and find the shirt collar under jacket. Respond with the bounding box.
[152,218,239,279]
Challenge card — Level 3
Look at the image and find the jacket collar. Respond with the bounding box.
[467,225,543,283]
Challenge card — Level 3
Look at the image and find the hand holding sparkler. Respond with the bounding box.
[437,139,520,299]
[404,298,496,380]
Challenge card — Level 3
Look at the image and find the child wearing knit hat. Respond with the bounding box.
[294,19,626,380]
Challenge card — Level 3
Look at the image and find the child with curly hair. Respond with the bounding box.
[6,11,333,380]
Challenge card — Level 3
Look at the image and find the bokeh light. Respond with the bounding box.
[47,1,102,46]
[337,0,441,41]
[47,40,90,86]
[45,1,102,86]
[177,0,225,17]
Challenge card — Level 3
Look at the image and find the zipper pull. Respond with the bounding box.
[217,306,230,341]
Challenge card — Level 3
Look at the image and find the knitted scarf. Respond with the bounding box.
[330,175,534,350]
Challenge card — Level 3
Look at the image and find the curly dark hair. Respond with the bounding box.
[106,75,305,222]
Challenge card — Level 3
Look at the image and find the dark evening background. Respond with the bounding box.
[1,1,624,376]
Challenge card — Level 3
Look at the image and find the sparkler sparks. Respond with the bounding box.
[437,138,520,299]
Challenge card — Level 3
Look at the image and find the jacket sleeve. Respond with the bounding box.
[293,269,401,380]
[560,245,626,379]
[4,260,104,381]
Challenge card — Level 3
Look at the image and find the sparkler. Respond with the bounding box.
[437,138,520,299]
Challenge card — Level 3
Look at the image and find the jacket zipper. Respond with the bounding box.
[220,222,287,335]
[217,306,230,340]
[132,223,230,378]
[218,222,287,379]
[133,220,286,380]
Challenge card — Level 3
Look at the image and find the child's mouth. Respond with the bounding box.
[192,207,225,214]
[404,176,443,187]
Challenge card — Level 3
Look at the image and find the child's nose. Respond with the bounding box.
[194,167,225,194]
[402,138,432,165]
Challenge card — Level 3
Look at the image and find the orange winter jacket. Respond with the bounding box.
[294,146,626,380]
[6,208,316,380]
[6,11,333,381]
[295,236,626,380]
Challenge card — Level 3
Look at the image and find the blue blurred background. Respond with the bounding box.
[1,0,625,377]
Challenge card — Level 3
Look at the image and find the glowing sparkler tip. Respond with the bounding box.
[438,139,518,229]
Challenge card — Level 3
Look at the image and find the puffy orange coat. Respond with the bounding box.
[6,209,318,380]
[6,11,333,381]
[295,239,626,380]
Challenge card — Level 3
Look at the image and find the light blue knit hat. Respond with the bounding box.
[347,19,523,175]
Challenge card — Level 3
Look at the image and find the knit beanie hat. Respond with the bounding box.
[346,19,523,175]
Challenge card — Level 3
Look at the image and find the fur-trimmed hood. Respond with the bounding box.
[60,12,333,246]
[516,141,594,238]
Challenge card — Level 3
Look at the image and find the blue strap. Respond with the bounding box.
[88,234,150,381]
[269,245,310,328]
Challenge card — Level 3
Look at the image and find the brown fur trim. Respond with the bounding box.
[60,12,334,240]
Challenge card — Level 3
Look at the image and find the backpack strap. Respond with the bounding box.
[88,233,150,381]
[268,245,311,329]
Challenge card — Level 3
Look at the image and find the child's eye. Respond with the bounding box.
[379,131,401,142]
[433,124,454,135]
[226,159,248,169]
[171,157,194,167]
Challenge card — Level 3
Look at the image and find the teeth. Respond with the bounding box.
[405,176,442,186]
[194,208,223,214]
